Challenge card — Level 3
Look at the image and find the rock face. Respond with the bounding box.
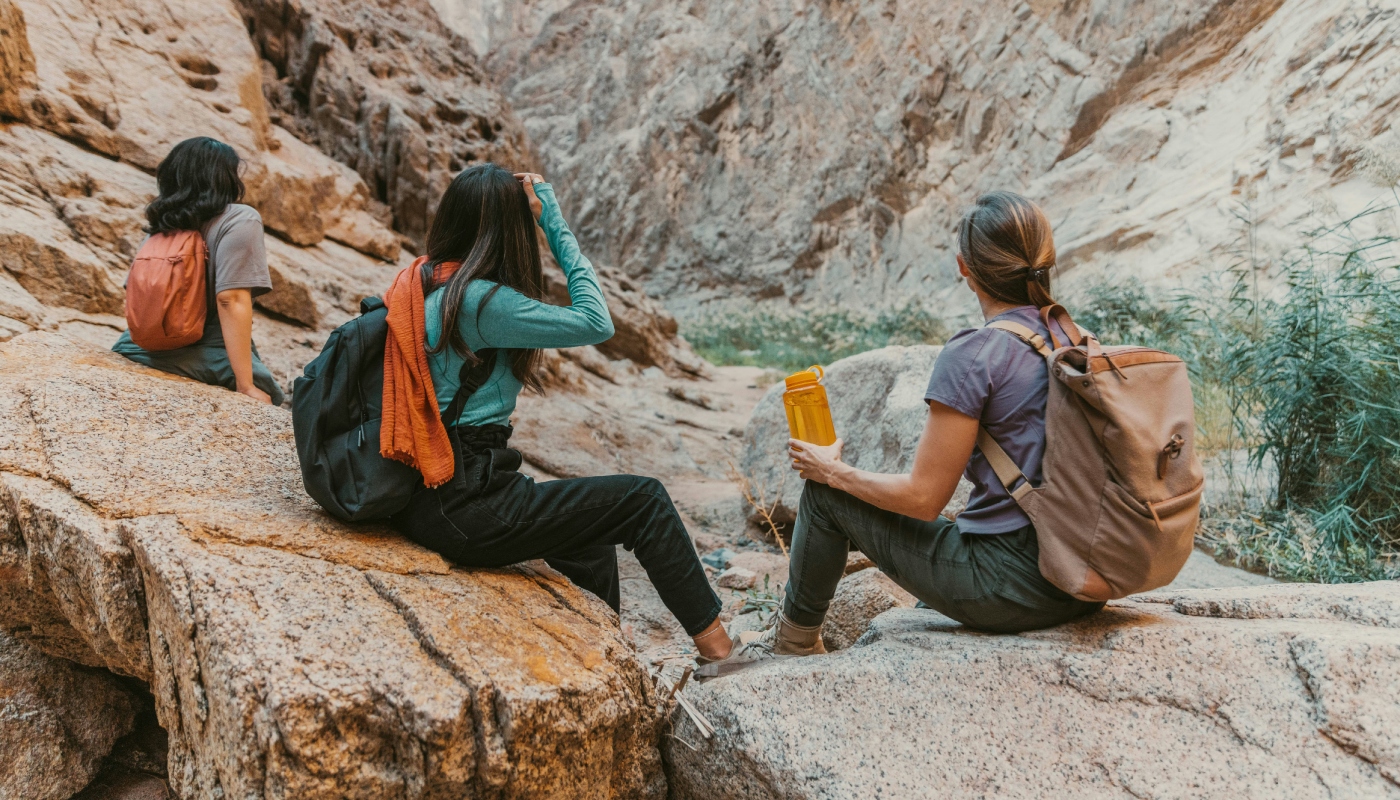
[236,0,532,247]
[0,0,707,404]
[1,0,399,259]
[667,582,1400,799]
[0,630,137,800]
[0,0,405,351]
[451,0,1400,312]
[741,345,970,526]
[0,332,664,799]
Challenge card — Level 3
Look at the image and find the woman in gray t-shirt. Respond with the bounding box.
[700,192,1103,680]
[112,137,283,405]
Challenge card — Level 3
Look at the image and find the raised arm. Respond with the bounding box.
[466,177,615,350]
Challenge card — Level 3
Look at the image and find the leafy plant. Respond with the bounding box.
[1191,209,1400,581]
[682,302,948,373]
[733,575,781,626]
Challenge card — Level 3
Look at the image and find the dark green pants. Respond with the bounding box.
[112,327,285,405]
[785,481,1102,634]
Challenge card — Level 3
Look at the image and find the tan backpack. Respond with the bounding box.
[125,230,209,351]
[977,304,1204,602]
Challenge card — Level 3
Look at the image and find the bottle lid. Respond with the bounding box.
[785,365,825,390]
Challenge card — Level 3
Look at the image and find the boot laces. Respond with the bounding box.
[739,623,779,657]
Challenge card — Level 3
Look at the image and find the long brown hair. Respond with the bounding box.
[422,164,545,393]
[957,191,1057,308]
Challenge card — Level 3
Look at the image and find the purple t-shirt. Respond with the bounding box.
[924,306,1065,534]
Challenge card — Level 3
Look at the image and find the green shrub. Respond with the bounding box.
[682,303,948,373]
[1191,211,1400,582]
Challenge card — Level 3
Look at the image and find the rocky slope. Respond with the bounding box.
[0,0,704,394]
[235,0,532,248]
[448,0,1400,313]
[0,630,138,800]
[668,582,1400,799]
[0,332,665,798]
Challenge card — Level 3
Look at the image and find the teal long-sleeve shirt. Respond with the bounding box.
[425,182,614,427]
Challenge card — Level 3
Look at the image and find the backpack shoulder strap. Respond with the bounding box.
[976,428,1033,502]
[985,320,1053,359]
[441,349,498,427]
[977,319,1049,503]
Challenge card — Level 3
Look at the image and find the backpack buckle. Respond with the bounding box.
[1156,434,1185,479]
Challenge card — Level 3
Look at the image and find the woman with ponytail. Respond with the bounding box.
[699,191,1103,678]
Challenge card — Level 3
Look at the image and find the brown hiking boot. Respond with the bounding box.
[694,612,825,681]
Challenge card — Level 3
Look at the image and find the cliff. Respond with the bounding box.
[452,0,1399,310]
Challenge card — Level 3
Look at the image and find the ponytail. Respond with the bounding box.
[957,192,1058,309]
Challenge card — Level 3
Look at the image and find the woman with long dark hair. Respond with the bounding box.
[385,164,731,662]
[113,137,281,404]
[699,191,1104,678]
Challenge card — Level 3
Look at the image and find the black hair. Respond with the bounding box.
[144,137,245,235]
[423,164,545,393]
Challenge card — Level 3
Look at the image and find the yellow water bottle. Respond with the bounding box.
[783,365,836,446]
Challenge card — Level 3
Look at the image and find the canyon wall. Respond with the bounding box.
[0,0,702,391]
[447,0,1400,313]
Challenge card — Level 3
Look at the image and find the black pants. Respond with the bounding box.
[391,426,722,636]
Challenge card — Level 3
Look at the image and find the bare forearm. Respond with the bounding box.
[216,290,255,391]
[827,463,946,521]
[790,404,975,523]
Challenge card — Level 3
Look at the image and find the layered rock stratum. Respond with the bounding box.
[0,332,665,799]
[449,0,1400,310]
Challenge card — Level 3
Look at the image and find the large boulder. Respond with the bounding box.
[0,630,138,800]
[0,332,665,799]
[666,582,1400,799]
[741,345,969,526]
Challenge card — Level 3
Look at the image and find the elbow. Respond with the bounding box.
[590,315,616,345]
[914,495,949,522]
[215,289,250,310]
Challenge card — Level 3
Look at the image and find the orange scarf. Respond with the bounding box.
[381,256,462,488]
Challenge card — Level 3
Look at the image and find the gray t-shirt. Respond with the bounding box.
[200,203,272,301]
[924,306,1066,534]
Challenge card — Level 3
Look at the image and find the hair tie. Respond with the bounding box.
[1026,266,1050,282]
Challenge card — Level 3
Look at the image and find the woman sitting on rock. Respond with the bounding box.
[113,137,282,404]
[384,164,733,662]
[700,191,1104,678]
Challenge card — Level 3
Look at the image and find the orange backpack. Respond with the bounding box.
[125,230,209,351]
[978,304,1204,601]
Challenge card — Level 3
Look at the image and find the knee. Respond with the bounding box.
[633,475,667,497]
[626,476,685,528]
[799,479,837,514]
[630,475,677,510]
